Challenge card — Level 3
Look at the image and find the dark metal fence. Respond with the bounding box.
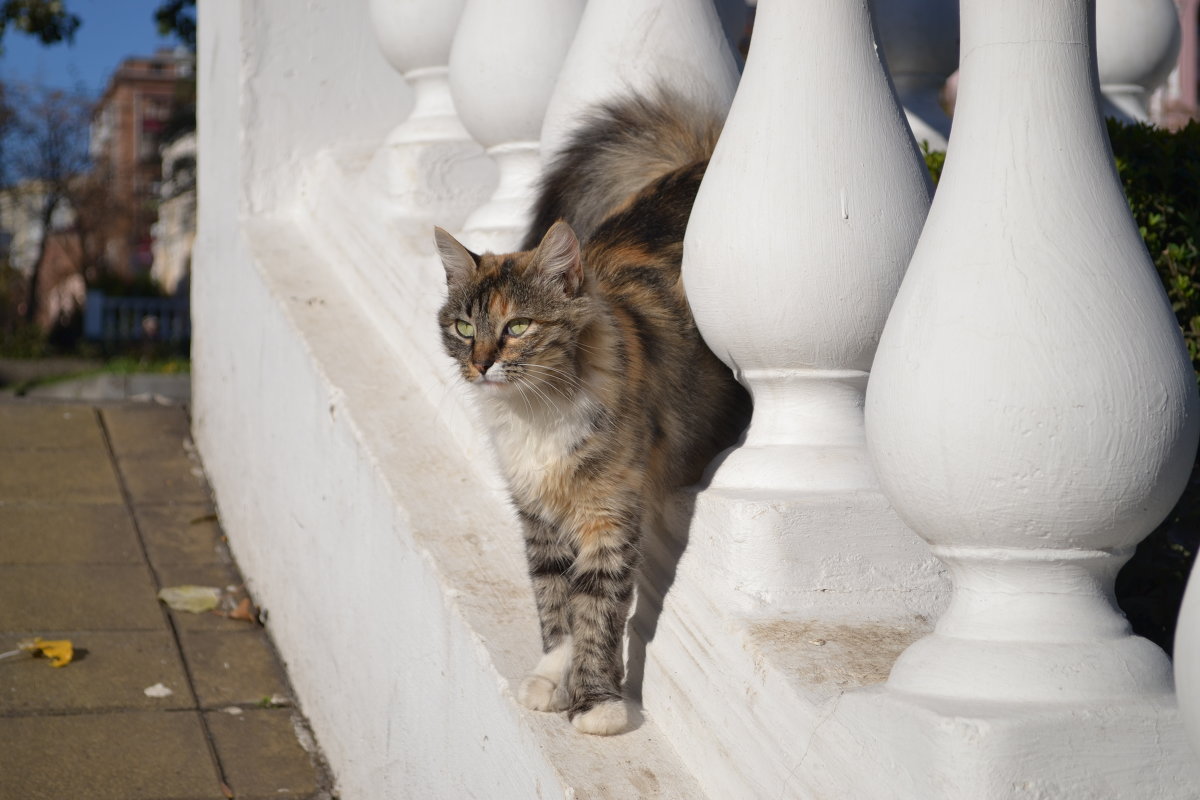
[82,290,191,345]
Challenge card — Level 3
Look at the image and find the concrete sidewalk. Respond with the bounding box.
[0,400,335,799]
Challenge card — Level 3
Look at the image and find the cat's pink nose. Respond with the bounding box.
[474,358,494,375]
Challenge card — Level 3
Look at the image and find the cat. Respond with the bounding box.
[434,91,749,736]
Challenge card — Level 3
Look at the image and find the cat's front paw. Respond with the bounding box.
[518,675,569,711]
[571,699,629,736]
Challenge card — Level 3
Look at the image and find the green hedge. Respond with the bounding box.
[1109,119,1200,656]
[922,120,1200,654]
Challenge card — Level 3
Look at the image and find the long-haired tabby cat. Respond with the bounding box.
[434,91,749,735]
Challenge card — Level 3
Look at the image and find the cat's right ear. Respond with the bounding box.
[531,220,584,296]
[434,227,479,285]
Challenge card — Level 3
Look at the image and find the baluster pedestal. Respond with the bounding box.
[366,0,494,228]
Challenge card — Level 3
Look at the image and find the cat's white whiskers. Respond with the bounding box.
[522,364,584,397]
[524,362,582,383]
[510,376,536,416]
[512,374,559,411]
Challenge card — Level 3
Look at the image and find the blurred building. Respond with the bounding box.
[90,47,194,276]
[151,131,196,295]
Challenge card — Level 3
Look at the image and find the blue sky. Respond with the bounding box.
[0,0,181,97]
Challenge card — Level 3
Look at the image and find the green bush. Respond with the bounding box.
[921,141,945,188]
[1108,119,1200,377]
[1108,119,1200,656]
[921,120,1200,655]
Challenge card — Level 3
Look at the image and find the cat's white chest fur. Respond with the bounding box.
[483,390,596,504]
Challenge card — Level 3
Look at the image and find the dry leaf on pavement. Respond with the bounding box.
[9,638,75,667]
[158,585,222,613]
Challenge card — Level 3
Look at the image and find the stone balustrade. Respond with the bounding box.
[194,0,1200,796]
[365,0,493,227]
[868,0,1198,706]
[447,0,584,252]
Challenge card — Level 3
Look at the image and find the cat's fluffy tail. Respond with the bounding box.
[521,89,723,250]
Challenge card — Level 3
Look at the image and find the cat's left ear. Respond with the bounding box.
[532,220,584,296]
[434,226,480,285]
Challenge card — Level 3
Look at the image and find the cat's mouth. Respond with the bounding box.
[474,372,510,389]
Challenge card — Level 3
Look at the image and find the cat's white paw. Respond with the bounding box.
[572,699,629,736]
[552,682,571,712]
[518,675,563,711]
[519,638,572,711]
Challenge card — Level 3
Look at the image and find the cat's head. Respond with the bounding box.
[435,221,593,400]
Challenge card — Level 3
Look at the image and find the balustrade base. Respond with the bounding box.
[637,553,1200,798]
[836,688,1200,798]
[365,135,496,229]
[669,483,948,616]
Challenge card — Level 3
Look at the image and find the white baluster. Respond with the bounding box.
[366,0,494,227]
[1096,0,1181,122]
[540,0,742,165]
[867,0,1199,703]
[1179,563,1200,758]
[681,0,937,611]
[449,0,585,253]
[872,0,959,150]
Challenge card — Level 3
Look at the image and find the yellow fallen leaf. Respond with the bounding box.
[19,637,74,668]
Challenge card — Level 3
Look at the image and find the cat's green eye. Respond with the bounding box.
[506,318,531,336]
[454,320,474,338]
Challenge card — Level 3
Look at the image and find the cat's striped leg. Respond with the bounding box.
[566,519,640,735]
[518,510,574,712]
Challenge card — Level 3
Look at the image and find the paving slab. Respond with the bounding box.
[179,628,291,708]
[0,711,225,800]
[135,503,227,567]
[0,404,104,450]
[26,373,191,403]
[0,503,143,565]
[0,447,124,503]
[206,708,322,800]
[0,564,163,631]
[117,452,213,506]
[102,405,194,459]
[0,397,334,798]
[0,630,195,713]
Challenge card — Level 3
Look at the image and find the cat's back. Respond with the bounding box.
[583,159,708,320]
[523,90,722,251]
[579,159,749,487]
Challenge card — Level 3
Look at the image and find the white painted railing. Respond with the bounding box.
[194,0,1200,796]
[365,0,493,228]
[680,0,940,616]
[448,0,584,252]
[868,0,1197,703]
